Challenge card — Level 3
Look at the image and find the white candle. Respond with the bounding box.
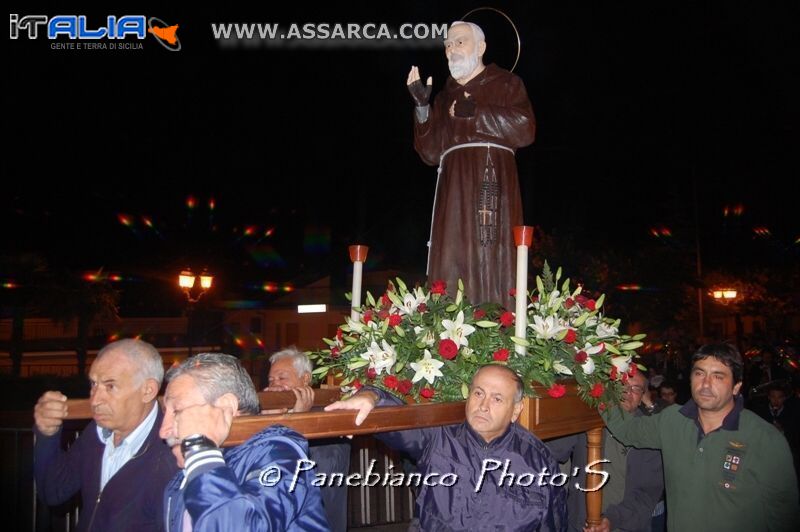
[348,245,369,322]
[513,227,534,355]
[351,260,363,321]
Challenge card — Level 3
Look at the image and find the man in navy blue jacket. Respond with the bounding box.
[326,364,566,532]
[33,339,178,532]
[160,352,329,531]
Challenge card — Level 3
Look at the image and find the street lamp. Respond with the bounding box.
[712,288,738,301]
[711,287,742,351]
[179,269,213,303]
[178,269,214,356]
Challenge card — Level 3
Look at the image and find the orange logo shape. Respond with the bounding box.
[147,17,181,51]
[148,24,179,45]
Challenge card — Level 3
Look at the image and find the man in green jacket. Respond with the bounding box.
[602,343,798,532]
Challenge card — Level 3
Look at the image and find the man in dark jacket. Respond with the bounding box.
[33,339,178,532]
[264,347,350,532]
[326,364,566,531]
[160,352,329,531]
[407,21,536,307]
[548,372,664,532]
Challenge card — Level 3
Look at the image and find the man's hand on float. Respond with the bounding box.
[291,385,315,413]
[34,391,68,436]
[324,390,378,426]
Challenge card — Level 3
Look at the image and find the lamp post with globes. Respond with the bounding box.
[178,269,213,356]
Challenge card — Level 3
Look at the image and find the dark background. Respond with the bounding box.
[4,1,798,322]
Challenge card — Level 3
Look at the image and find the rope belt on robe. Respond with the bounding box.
[427,142,515,275]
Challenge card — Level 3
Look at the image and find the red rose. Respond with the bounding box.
[417,303,428,313]
[547,383,567,398]
[388,313,402,327]
[499,311,514,328]
[564,298,575,309]
[628,364,638,376]
[610,366,619,381]
[397,379,413,394]
[353,379,362,390]
[366,367,377,380]
[330,346,340,359]
[431,280,447,295]
[575,295,589,306]
[336,328,343,341]
[493,348,510,361]
[473,308,486,320]
[438,339,459,359]
[564,329,578,344]
[586,299,596,311]
[530,295,539,304]
[377,309,390,320]
[590,382,604,398]
[574,351,588,364]
[509,288,517,297]
[363,310,373,324]
[383,375,399,389]
[420,387,435,399]
[381,293,391,307]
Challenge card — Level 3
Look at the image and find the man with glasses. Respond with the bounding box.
[548,371,664,532]
[159,352,329,531]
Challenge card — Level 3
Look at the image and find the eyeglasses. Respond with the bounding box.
[622,385,645,395]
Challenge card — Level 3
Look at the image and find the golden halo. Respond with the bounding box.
[461,6,521,72]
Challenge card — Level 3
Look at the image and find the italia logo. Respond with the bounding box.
[9,14,181,51]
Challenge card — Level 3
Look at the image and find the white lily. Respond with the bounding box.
[553,360,573,375]
[596,322,619,338]
[397,287,429,315]
[529,315,568,340]
[439,310,476,347]
[346,317,365,334]
[414,326,437,347]
[410,349,445,384]
[581,356,596,375]
[546,290,562,309]
[580,342,605,356]
[360,339,397,375]
[611,355,632,374]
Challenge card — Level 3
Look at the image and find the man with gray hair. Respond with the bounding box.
[265,346,315,413]
[33,338,178,531]
[407,20,536,308]
[160,352,328,530]
[263,347,351,532]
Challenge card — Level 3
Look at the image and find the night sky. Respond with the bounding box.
[4,1,798,316]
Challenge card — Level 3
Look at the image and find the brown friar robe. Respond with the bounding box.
[414,63,536,307]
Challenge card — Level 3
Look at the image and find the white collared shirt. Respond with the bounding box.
[96,402,158,490]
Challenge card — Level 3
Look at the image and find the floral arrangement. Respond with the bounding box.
[309,263,645,407]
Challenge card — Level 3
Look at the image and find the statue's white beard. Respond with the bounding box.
[448,49,480,80]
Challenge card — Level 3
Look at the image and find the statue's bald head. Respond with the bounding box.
[448,21,486,47]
